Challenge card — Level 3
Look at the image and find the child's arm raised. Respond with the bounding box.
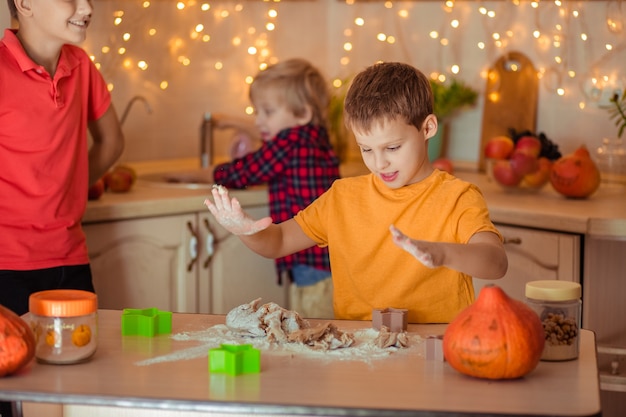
[390,225,507,280]
[205,185,316,258]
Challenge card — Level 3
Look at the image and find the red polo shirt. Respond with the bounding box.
[0,29,111,270]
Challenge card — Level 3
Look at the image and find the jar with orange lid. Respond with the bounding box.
[27,290,98,364]
[525,280,582,361]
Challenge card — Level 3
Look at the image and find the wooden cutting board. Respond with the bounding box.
[478,51,538,171]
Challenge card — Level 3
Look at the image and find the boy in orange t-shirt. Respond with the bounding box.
[205,62,507,323]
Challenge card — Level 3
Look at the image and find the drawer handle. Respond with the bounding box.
[502,236,558,271]
[203,218,214,269]
[187,221,199,272]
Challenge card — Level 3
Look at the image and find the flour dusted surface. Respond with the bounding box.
[136,299,426,367]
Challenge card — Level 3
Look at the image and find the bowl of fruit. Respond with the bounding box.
[484,130,561,192]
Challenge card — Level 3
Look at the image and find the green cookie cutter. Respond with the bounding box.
[121,308,172,337]
[209,344,261,375]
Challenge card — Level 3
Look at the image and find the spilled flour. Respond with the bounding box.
[135,324,426,367]
[136,299,426,367]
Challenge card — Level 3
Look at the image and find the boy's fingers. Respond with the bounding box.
[231,197,242,213]
[204,198,216,213]
[210,188,224,210]
[210,184,232,211]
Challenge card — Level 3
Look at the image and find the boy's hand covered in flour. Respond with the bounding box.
[389,225,438,268]
[204,185,272,235]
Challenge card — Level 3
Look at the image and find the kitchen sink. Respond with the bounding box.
[136,161,368,190]
[138,168,214,190]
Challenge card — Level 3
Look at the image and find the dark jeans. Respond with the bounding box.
[0,402,18,417]
[0,264,95,316]
[0,264,95,417]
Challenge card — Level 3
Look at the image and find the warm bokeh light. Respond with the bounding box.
[89,0,620,107]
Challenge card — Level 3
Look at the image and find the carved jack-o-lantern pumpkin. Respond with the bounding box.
[443,285,545,380]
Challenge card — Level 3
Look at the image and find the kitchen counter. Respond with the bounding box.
[459,172,626,239]
[83,157,268,223]
[83,184,267,223]
[0,310,602,417]
[85,160,626,240]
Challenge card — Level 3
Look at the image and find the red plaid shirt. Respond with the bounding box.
[213,124,340,280]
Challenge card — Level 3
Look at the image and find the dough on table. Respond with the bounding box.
[288,322,354,350]
[225,298,353,350]
[226,299,407,351]
[373,325,409,348]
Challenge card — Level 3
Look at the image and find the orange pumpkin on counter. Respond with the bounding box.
[550,145,600,198]
[443,285,545,380]
[0,304,36,377]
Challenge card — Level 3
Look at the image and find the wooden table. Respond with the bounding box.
[0,310,602,417]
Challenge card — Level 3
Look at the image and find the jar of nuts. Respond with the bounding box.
[525,281,582,361]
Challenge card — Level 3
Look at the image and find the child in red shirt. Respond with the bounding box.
[0,2,124,317]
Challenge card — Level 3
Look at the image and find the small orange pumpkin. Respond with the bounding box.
[443,285,545,380]
[0,304,36,377]
[550,145,600,198]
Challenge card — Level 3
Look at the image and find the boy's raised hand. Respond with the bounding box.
[204,185,272,235]
[389,225,437,268]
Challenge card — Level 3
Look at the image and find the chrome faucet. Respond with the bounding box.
[200,112,213,168]
[120,95,153,126]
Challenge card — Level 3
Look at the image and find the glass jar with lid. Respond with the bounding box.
[525,280,581,361]
[595,137,626,186]
[27,290,98,364]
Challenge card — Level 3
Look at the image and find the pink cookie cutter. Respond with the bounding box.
[372,308,408,333]
[426,335,445,361]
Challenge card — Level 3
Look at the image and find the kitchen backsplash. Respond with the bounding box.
[3,0,623,166]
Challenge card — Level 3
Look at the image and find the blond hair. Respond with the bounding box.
[249,58,330,128]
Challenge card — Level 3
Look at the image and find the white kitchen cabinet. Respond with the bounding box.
[84,207,286,314]
[84,214,198,313]
[473,224,581,301]
[584,237,626,404]
[198,208,288,314]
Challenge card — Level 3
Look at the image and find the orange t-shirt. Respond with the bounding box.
[0,29,111,270]
[294,170,502,323]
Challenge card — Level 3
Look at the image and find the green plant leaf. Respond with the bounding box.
[608,91,626,139]
[430,78,478,121]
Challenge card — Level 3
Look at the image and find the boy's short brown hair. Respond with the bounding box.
[6,0,18,19]
[343,62,434,134]
[250,58,330,128]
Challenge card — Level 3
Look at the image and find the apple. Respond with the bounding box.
[113,164,137,185]
[432,158,454,174]
[521,157,552,189]
[484,136,515,160]
[87,178,105,200]
[103,165,137,193]
[106,170,134,193]
[509,150,538,176]
[492,159,522,187]
[514,136,542,157]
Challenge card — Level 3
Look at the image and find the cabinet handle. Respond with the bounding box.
[502,235,559,271]
[203,218,214,269]
[187,221,199,272]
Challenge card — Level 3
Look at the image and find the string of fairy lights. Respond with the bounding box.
[87,0,624,112]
